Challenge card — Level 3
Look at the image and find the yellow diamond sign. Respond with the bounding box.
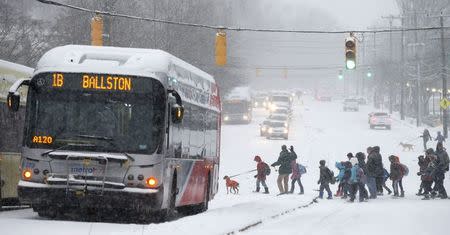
[440,98,450,110]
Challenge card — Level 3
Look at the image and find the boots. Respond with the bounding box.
[254,187,260,193]
[263,187,269,194]
[319,191,324,199]
[400,191,405,198]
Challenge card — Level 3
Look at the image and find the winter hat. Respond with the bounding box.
[254,155,262,162]
[281,145,287,151]
[425,148,435,155]
[346,153,354,159]
[319,160,326,166]
[355,152,366,161]
[350,157,358,166]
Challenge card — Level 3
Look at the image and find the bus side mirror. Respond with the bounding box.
[172,104,184,124]
[7,92,20,112]
[168,89,184,124]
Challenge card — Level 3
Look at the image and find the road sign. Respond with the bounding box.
[440,98,450,109]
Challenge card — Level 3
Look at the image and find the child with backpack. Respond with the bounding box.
[389,155,407,197]
[254,155,270,194]
[290,160,306,194]
[349,157,366,202]
[318,160,333,199]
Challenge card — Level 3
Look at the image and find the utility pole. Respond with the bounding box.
[388,18,394,114]
[440,13,448,137]
[400,17,405,120]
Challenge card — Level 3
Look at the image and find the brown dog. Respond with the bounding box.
[223,176,239,194]
[399,142,414,151]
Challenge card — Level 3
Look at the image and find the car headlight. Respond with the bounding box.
[261,126,267,131]
[283,128,288,134]
[254,102,258,106]
[224,116,229,121]
[284,122,288,127]
[268,128,273,134]
[243,115,248,120]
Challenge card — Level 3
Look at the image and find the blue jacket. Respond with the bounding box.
[335,162,346,181]
[350,164,361,183]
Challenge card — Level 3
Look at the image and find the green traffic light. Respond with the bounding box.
[367,72,372,78]
[338,75,344,80]
[346,60,356,70]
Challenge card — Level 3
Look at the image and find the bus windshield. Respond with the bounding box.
[25,73,166,154]
[223,101,249,114]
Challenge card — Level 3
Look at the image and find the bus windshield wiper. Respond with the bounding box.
[75,134,135,161]
[41,142,96,157]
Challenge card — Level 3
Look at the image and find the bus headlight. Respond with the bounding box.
[261,126,267,132]
[22,169,32,181]
[224,116,229,121]
[146,177,158,188]
[243,115,249,120]
[284,122,288,127]
[268,128,273,134]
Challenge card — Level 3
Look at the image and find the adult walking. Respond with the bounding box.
[435,131,446,145]
[433,142,449,199]
[271,145,296,195]
[366,146,384,199]
[421,129,433,151]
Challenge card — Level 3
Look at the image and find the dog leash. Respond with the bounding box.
[229,169,257,178]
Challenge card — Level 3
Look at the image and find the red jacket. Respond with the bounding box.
[256,161,267,180]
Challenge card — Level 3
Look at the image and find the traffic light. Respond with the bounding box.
[345,34,356,70]
[91,15,103,46]
[338,70,344,80]
[215,30,227,66]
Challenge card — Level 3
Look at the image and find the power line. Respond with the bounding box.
[36,0,450,35]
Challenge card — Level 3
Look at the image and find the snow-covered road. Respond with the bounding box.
[1,96,449,235]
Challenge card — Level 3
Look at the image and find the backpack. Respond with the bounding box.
[298,164,307,175]
[327,169,336,184]
[357,167,367,184]
[263,162,271,176]
[400,164,409,176]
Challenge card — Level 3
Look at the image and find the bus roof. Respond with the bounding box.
[35,45,215,83]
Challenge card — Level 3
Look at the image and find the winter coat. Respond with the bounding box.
[271,149,296,174]
[342,161,352,182]
[366,146,384,178]
[291,162,300,179]
[435,134,446,143]
[390,162,403,181]
[435,148,450,172]
[319,166,333,184]
[335,162,346,182]
[350,164,364,183]
[256,161,267,180]
[421,130,432,141]
[418,157,429,173]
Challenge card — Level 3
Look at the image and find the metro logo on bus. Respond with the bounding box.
[82,75,132,91]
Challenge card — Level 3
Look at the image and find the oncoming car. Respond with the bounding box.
[343,98,359,111]
[369,112,392,130]
[259,120,271,136]
[266,121,289,140]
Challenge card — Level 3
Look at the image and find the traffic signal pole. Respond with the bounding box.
[440,14,448,137]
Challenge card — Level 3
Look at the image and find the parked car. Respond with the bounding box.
[369,112,392,130]
[343,98,359,111]
[266,121,289,140]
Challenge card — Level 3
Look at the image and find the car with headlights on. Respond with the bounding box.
[259,119,271,136]
[266,121,289,140]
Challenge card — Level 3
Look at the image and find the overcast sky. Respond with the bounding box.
[300,0,400,30]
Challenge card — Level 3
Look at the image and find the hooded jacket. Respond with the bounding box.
[254,156,267,180]
[366,146,384,177]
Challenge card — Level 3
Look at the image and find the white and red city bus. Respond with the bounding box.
[7,45,221,220]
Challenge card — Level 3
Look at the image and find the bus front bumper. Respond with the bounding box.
[17,180,164,211]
